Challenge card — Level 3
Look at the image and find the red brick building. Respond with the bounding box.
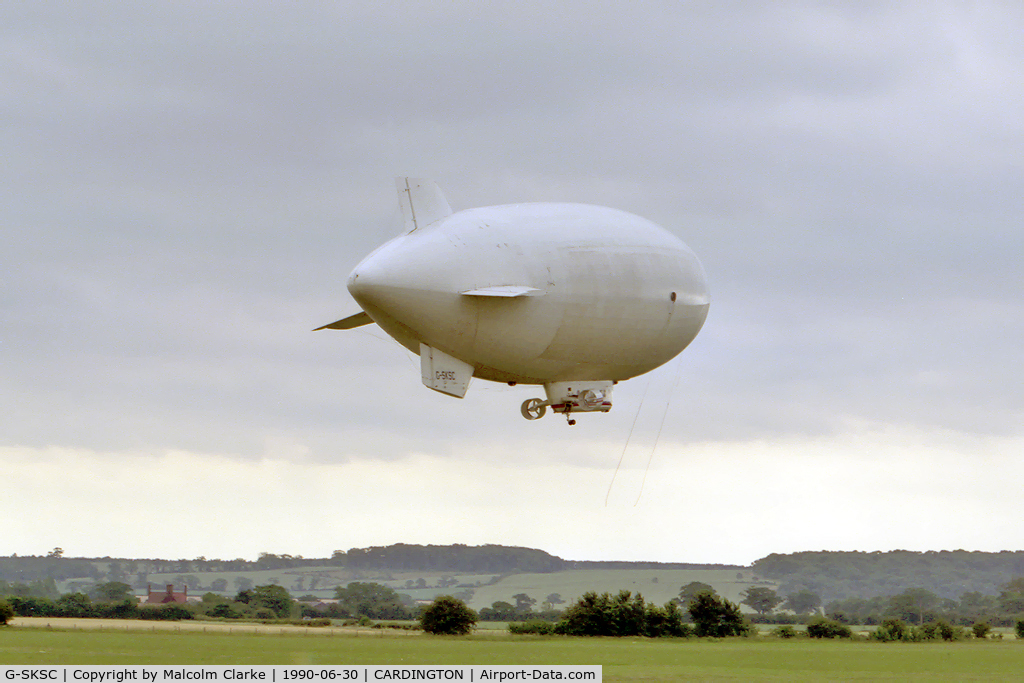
[145,584,188,604]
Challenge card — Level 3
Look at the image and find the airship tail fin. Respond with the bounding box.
[420,343,473,398]
[314,310,373,331]
[397,177,452,233]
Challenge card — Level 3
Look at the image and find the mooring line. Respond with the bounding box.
[634,355,685,506]
[605,371,654,506]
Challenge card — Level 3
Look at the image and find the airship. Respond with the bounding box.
[317,178,709,424]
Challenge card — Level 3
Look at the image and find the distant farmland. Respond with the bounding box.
[139,567,504,601]
[466,568,776,611]
[138,566,776,612]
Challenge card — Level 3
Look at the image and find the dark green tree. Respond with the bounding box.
[209,603,240,619]
[677,582,716,608]
[335,582,407,619]
[640,600,691,638]
[887,588,939,625]
[512,593,536,612]
[236,584,294,618]
[826,596,886,625]
[740,587,783,615]
[175,574,201,590]
[56,592,92,618]
[997,578,1024,614]
[688,591,751,637]
[554,591,690,638]
[783,589,821,614]
[478,601,516,621]
[92,582,133,603]
[557,591,635,636]
[420,595,476,635]
[0,599,13,625]
[959,591,995,620]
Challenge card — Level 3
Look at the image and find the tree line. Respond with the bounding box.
[9,546,1024,612]
[728,578,1024,629]
[0,545,745,586]
[0,580,427,624]
[752,550,1024,601]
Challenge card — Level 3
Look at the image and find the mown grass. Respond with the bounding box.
[3,626,1024,681]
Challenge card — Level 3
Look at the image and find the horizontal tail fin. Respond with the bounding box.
[314,311,373,331]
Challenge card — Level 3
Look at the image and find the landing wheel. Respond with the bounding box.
[521,398,547,420]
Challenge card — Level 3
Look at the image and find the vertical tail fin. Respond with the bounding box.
[396,178,452,234]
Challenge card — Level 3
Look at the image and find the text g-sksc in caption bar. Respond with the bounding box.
[1,666,601,683]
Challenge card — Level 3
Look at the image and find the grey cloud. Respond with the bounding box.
[2,1,1022,465]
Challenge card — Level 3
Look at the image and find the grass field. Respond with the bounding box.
[3,621,1024,681]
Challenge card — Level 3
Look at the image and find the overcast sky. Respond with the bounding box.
[3,2,1022,567]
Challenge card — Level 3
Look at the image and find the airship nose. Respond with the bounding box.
[346,235,468,355]
[347,252,393,311]
[346,236,438,319]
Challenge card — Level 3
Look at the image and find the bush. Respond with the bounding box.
[0,600,13,625]
[870,618,913,642]
[643,601,693,638]
[806,617,852,639]
[772,625,799,639]
[138,605,193,621]
[554,591,691,638]
[556,591,642,636]
[972,622,992,640]
[1016,620,1024,640]
[7,596,55,617]
[420,596,477,635]
[919,620,963,641]
[509,620,556,635]
[688,591,753,637]
[208,603,241,619]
